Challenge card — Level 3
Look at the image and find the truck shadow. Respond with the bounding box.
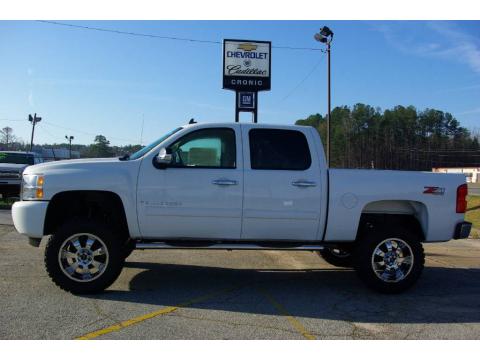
[88,261,480,324]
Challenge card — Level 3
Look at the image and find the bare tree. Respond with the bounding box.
[0,127,17,149]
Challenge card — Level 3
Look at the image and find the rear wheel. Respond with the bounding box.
[45,219,125,294]
[318,246,353,267]
[354,226,424,293]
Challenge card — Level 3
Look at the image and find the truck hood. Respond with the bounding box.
[23,157,123,175]
[20,156,140,204]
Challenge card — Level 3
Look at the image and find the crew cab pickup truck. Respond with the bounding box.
[12,122,472,294]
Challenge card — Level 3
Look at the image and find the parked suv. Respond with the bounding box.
[0,151,43,199]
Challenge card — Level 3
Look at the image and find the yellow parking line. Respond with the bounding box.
[76,287,238,340]
[257,288,316,340]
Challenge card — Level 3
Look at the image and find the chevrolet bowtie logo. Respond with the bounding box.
[238,43,257,51]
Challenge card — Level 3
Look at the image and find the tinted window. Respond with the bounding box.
[169,128,236,168]
[0,152,34,165]
[249,129,311,170]
[129,127,182,160]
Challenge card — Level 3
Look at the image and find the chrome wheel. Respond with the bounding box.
[58,233,109,283]
[371,238,414,283]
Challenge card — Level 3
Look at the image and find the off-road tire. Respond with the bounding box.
[123,239,136,259]
[354,225,425,294]
[44,219,125,294]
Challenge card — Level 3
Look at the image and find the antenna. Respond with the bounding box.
[140,114,144,145]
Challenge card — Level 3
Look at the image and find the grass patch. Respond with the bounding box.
[0,197,16,208]
[466,195,480,237]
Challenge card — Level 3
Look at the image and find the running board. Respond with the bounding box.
[135,242,325,251]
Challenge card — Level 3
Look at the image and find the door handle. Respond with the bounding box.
[292,180,317,187]
[212,179,238,186]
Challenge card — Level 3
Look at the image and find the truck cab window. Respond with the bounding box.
[169,128,236,168]
[249,129,311,170]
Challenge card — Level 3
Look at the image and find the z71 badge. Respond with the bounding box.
[423,186,445,195]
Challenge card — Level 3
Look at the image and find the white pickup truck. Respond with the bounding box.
[12,122,471,294]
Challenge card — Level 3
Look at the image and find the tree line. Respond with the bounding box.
[0,129,142,158]
[2,104,479,169]
[295,104,480,170]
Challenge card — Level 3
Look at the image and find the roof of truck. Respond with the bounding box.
[183,122,306,130]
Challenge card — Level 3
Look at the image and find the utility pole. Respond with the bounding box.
[28,113,42,152]
[327,40,331,166]
[65,135,74,159]
[314,26,334,167]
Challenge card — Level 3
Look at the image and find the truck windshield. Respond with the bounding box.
[128,127,183,160]
[0,152,34,165]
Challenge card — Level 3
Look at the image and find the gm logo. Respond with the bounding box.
[238,92,255,109]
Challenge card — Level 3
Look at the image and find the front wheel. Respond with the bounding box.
[45,219,125,294]
[123,239,136,259]
[354,227,425,293]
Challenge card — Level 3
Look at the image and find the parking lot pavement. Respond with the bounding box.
[0,209,13,225]
[0,220,479,339]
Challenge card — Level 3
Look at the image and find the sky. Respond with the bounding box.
[0,20,479,146]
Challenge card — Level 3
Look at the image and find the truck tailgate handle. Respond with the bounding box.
[292,180,317,187]
[212,179,238,186]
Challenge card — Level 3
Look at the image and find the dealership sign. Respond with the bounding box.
[223,39,271,92]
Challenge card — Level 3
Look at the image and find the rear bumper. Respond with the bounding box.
[12,201,49,239]
[453,221,472,239]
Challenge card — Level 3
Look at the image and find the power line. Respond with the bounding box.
[273,45,325,52]
[280,57,325,103]
[42,120,138,143]
[37,20,220,44]
[396,148,480,153]
[36,20,325,52]
[1,117,140,144]
[36,124,65,143]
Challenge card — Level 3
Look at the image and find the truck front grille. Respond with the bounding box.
[0,171,21,179]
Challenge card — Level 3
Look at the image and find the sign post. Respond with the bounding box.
[222,39,271,123]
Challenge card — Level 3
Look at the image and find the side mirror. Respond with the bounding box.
[154,147,172,169]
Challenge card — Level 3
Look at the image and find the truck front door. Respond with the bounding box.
[137,126,243,240]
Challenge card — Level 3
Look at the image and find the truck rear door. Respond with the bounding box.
[240,125,323,241]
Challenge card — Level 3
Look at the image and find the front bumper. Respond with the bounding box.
[12,201,49,239]
[453,221,472,239]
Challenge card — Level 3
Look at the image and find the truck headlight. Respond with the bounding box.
[22,175,45,200]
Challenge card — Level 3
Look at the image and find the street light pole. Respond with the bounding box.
[314,26,334,167]
[65,135,74,159]
[327,40,331,167]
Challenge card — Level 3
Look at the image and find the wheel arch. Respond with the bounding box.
[357,200,428,241]
[44,190,130,239]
